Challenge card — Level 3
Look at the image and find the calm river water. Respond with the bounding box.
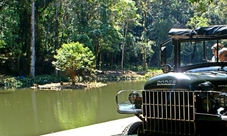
[0,81,145,136]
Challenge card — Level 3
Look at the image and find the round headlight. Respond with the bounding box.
[128,91,139,104]
[201,97,216,112]
[217,93,227,107]
[162,64,171,73]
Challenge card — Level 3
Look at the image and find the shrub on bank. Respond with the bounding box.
[144,68,163,79]
[1,75,69,88]
[0,68,163,88]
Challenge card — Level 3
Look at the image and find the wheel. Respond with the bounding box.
[122,121,143,135]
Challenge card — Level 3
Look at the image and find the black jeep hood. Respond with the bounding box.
[144,71,227,91]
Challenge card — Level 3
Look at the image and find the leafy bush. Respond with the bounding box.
[52,42,95,84]
[1,75,69,88]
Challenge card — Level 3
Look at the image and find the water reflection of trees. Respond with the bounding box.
[53,91,98,129]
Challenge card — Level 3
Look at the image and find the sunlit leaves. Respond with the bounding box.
[187,0,213,12]
[52,42,95,82]
[0,1,20,49]
[202,0,227,25]
[113,0,140,28]
[0,40,6,49]
[187,0,227,26]
[186,16,209,29]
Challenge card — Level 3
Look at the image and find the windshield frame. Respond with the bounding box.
[161,25,227,72]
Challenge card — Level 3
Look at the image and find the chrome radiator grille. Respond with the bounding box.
[142,90,195,135]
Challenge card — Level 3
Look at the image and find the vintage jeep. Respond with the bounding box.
[116,25,227,136]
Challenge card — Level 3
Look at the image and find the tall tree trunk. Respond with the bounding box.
[55,0,59,50]
[99,50,102,70]
[17,55,21,75]
[121,22,128,69]
[30,0,35,77]
[54,0,59,75]
[142,53,146,71]
[94,41,100,70]
[67,68,76,85]
[121,43,125,69]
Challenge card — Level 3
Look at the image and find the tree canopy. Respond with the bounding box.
[0,0,226,77]
[52,42,95,84]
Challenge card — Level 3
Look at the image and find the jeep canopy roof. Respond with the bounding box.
[161,25,227,72]
[168,25,227,40]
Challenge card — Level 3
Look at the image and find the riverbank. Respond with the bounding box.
[30,81,107,90]
[31,70,148,90]
[42,116,140,136]
[0,69,163,90]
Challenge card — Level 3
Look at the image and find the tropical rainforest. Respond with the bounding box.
[0,0,226,78]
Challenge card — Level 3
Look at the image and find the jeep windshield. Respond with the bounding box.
[162,25,227,72]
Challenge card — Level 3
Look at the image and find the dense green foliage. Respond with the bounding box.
[52,42,95,84]
[0,75,69,88]
[0,0,226,77]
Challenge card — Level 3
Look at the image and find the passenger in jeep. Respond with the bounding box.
[218,47,227,62]
[211,43,224,62]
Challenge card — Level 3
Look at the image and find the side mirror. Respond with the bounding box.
[161,46,166,66]
[160,38,172,73]
[162,64,172,73]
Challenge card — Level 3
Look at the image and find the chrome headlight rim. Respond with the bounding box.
[128,91,142,109]
[128,91,140,104]
[216,93,227,107]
